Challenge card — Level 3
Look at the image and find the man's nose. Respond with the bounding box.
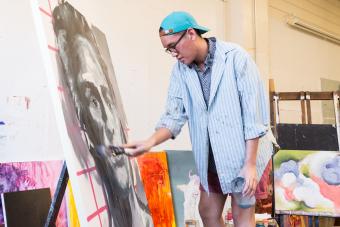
[171,52,178,57]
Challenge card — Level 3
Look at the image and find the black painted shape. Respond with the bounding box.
[277,124,339,151]
[2,188,51,227]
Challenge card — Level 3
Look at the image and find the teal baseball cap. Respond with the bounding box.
[159,11,209,36]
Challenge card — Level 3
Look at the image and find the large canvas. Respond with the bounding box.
[0,160,67,226]
[274,150,340,217]
[137,151,176,227]
[166,150,202,227]
[31,1,152,226]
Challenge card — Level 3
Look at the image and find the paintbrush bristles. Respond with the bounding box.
[108,145,125,156]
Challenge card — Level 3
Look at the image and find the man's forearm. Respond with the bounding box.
[244,138,259,166]
[147,127,173,147]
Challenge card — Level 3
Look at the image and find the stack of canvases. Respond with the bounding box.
[0,161,70,226]
[137,150,203,227]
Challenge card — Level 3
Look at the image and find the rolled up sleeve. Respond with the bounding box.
[235,50,269,140]
[155,65,188,139]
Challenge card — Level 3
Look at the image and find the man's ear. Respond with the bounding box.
[187,28,197,41]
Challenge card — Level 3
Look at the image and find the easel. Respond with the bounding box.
[269,79,340,227]
[44,161,69,227]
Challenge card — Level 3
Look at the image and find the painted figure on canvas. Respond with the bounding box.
[52,2,152,226]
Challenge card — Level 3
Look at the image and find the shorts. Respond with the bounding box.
[199,171,223,194]
[199,169,270,198]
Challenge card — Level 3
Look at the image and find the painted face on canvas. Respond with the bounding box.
[73,36,129,189]
[75,36,123,147]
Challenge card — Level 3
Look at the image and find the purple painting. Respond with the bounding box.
[0,160,67,226]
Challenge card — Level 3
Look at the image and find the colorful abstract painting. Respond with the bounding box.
[166,150,202,227]
[32,1,153,226]
[0,160,67,226]
[137,151,176,227]
[274,150,340,217]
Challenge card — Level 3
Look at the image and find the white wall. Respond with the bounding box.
[0,0,228,161]
[224,0,270,91]
[0,1,63,161]
[269,0,340,124]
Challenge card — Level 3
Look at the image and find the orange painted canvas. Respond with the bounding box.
[137,151,176,227]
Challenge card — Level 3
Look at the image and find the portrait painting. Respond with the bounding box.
[32,1,153,226]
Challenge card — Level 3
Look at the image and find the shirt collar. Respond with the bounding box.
[190,37,216,71]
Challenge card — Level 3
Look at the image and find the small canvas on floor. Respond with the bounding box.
[2,188,51,227]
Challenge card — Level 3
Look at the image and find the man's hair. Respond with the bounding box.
[159,27,202,37]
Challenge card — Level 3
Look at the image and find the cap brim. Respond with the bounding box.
[159,25,210,36]
[194,25,209,34]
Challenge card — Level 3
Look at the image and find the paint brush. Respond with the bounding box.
[108,145,126,156]
[95,145,127,157]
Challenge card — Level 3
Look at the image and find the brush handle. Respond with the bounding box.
[108,145,125,155]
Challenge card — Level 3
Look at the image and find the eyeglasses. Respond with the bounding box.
[165,30,187,55]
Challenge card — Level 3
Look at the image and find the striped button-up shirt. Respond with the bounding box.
[156,40,273,193]
[191,37,217,173]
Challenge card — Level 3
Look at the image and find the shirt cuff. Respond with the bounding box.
[244,124,268,140]
[155,119,182,139]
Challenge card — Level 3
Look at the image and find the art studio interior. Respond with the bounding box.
[0,0,340,227]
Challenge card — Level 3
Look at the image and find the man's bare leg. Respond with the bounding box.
[231,193,255,227]
[198,191,227,227]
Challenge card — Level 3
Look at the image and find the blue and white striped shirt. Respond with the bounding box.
[156,40,273,193]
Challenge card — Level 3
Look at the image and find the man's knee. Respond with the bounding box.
[198,199,211,219]
[198,196,224,220]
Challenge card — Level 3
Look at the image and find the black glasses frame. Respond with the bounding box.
[165,30,187,54]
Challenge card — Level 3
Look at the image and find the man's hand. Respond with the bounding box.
[122,128,173,157]
[122,139,155,157]
[239,137,259,197]
[239,163,257,197]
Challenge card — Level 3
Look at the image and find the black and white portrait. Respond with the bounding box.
[52,2,153,226]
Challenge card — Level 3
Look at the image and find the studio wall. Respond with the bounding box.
[269,0,340,124]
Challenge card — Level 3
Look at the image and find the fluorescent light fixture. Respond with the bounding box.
[287,15,340,45]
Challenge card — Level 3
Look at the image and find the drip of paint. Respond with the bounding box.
[24,97,31,110]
